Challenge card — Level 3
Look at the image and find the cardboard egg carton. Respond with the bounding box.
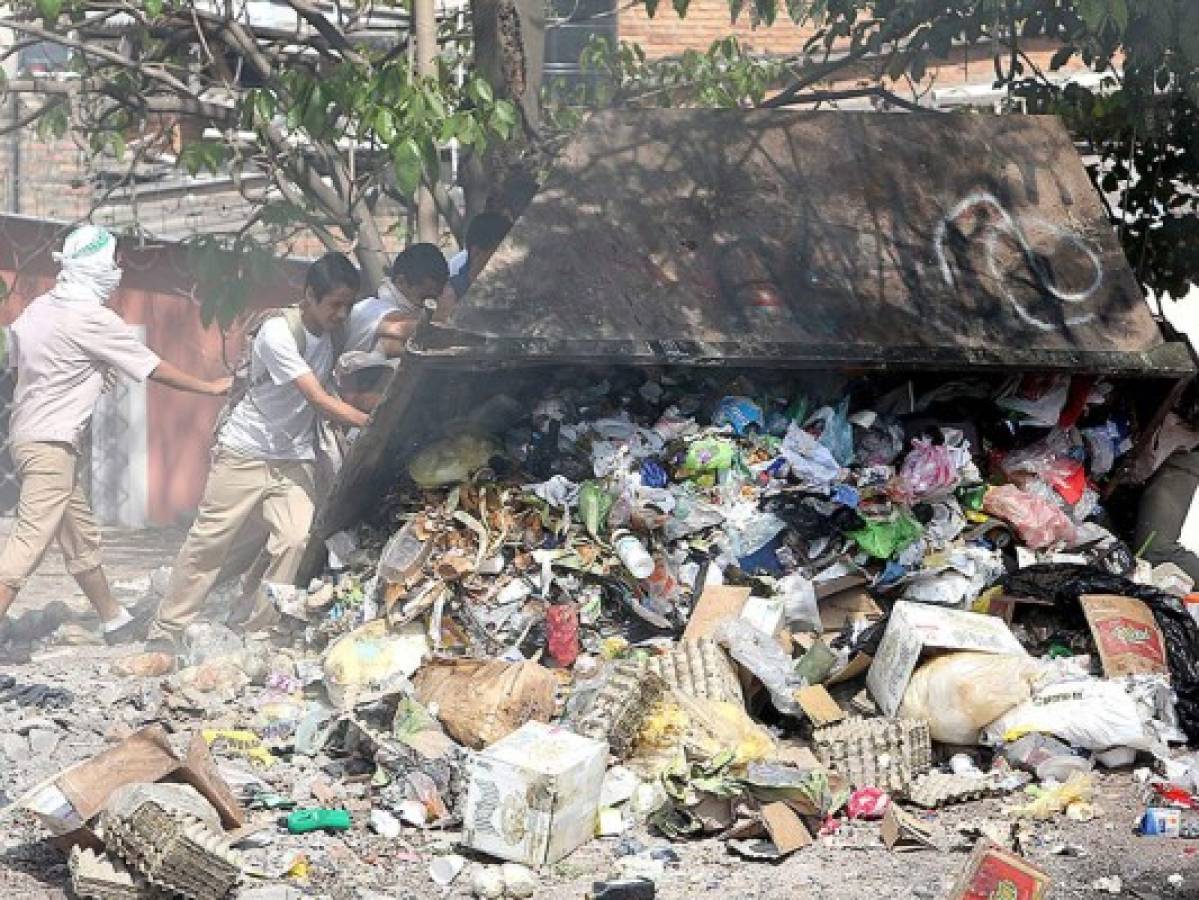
[811,717,932,793]
[904,771,1012,809]
[644,638,744,705]
[69,846,162,900]
[575,664,667,758]
[100,785,241,900]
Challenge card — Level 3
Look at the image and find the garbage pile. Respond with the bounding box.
[12,368,1199,897]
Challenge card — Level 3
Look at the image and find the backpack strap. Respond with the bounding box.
[280,305,346,382]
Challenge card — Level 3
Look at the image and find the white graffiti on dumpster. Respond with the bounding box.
[933,190,1103,331]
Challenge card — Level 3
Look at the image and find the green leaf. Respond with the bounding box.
[375,108,397,144]
[36,0,62,24]
[472,77,494,105]
[145,0,163,18]
[1109,0,1128,31]
[1077,0,1107,31]
[253,90,276,124]
[0,276,9,302]
[644,0,660,16]
[109,133,126,161]
[392,138,423,197]
[1049,45,1076,70]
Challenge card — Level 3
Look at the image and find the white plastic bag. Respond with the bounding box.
[983,678,1153,751]
[775,573,820,633]
[899,652,1042,745]
[716,618,803,717]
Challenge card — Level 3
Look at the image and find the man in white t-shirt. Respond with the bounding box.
[0,226,231,661]
[345,243,448,357]
[135,253,370,666]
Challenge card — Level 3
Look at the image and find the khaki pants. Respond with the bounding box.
[0,442,103,591]
[148,449,316,644]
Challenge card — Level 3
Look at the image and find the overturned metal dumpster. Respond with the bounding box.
[299,109,1194,578]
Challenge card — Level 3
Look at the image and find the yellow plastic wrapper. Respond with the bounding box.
[673,692,775,767]
[322,618,430,708]
[1012,771,1095,820]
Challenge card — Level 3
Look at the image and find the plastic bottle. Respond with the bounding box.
[613,531,655,579]
[378,520,428,583]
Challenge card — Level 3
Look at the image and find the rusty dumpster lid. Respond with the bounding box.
[442,109,1188,374]
[298,109,1193,576]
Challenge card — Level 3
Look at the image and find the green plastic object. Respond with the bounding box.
[286,808,352,834]
[848,513,923,560]
[958,484,988,512]
[679,438,737,477]
[579,480,613,538]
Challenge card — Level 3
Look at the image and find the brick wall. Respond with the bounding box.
[0,119,92,221]
[617,2,1089,93]
[619,0,822,58]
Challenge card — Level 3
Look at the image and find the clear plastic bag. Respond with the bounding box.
[778,422,841,486]
[810,399,854,466]
[982,484,1077,549]
[892,439,958,503]
[776,572,820,633]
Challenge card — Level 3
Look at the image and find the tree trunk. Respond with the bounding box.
[414,0,439,242]
[464,0,544,221]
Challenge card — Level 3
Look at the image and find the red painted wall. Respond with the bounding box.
[0,216,308,525]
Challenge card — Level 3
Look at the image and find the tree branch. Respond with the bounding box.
[0,16,199,99]
[0,95,66,137]
[766,85,934,113]
[283,0,369,67]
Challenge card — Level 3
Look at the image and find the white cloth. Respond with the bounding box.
[219,317,332,461]
[9,293,160,447]
[448,249,468,277]
[345,282,419,353]
[50,225,123,306]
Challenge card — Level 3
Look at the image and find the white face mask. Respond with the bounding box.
[52,259,123,305]
[50,225,123,304]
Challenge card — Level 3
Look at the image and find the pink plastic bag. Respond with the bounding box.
[891,439,958,503]
[983,484,1077,549]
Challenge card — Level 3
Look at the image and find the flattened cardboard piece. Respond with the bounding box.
[773,745,823,772]
[57,726,180,824]
[180,732,247,828]
[816,576,882,633]
[814,574,868,601]
[1080,594,1170,678]
[761,802,812,855]
[45,725,245,848]
[881,804,936,852]
[949,839,1050,900]
[827,652,873,687]
[684,585,752,641]
[691,793,736,832]
[796,685,845,727]
[867,601,1026,717]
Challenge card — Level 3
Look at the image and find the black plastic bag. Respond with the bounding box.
[1000,564,1199,744]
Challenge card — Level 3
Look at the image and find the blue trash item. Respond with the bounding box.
[832,484,861,508]
[811,399,854,466]
[713,396,765,435]
[640,458,669,488]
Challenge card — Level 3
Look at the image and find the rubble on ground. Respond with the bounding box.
[4,368,1199,898]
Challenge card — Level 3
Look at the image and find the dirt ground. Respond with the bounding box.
[0,528,1196,900]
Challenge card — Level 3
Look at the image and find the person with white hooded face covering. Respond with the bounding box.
[0,225,231,660]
